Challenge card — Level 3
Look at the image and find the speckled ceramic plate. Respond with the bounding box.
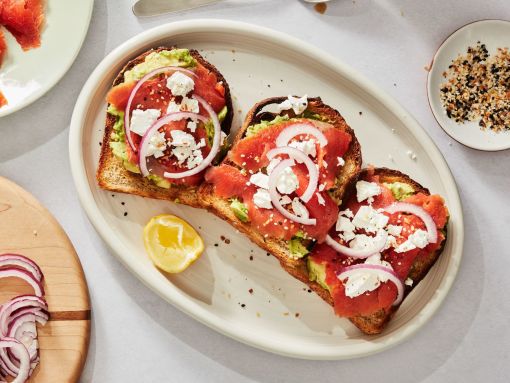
[427,19,510,151]
[69,20,464,360]
[0,0,93,117]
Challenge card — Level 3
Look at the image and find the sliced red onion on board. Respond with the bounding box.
[337,264,404,306]
[385,202,438,243]
[0,338,30,383]
[266,146,319,203]
[124,66,196,152]
[0,254,43,282]
[275,123,328,148]
[138,112,208,177]
[268,159,317,226]
[325,230,388,259]
[163,95,222,179]
[0,268,44,297]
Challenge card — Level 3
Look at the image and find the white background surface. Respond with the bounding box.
[0,0,509,381]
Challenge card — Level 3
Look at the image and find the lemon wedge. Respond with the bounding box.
[143,214,204,273]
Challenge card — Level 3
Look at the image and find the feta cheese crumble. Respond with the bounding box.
[288,139,317,158]
[291,198,309,219]
[249,172,270,189]
[352,205,389,233]
[130,109,161,136]
[356,180,382,203]
[253,189,272,209]
[166,71,195,97]
[343,254,394,298]
[277,95,308,115]
[276,167,299,195]
[146,131,167,158]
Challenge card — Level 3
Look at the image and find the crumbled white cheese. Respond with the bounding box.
[276,167,299,195]
[180,97,199,113]
[168,131,206,169]
[339,208,354,218]
[250,172,269,189]
[166,100,181,114]
[336,216,355,234]
[170,130,195,146]
[187,120,198,133]
[337,157,345,166]
[130,109,161,136]
[253,189,272,209]
[288,139,317,158]
[352,205,389,233]
[166,71,195,97]
[277,95,308,115]
[318,183,326,192]
[342,254,394,298]
[408,229,429,248]
[394,229,429,253]
[146,131,167,158]
[316,192,325,206]
[291,198,309,219]
[356,180,382,203]
[386,224,403,236]
[340,231,356,242]
[405,278,414,286]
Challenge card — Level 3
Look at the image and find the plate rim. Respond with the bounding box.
[426,18,510,152]
[0,0,94,118]
[69,19,464,360]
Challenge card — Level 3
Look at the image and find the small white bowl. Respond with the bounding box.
[427,19,510,151]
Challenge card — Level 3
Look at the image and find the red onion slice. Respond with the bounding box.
[268,159,317,226]
[337,264,404,306]
[0,296,48,337]
[385,202,438,243]
[0,254,43,282]
[0,268,44,297]
[266,146,318,203]
[275,123,328,148]
[0,338,30,383]
[124,66,196,152]
[138,112,208,177]
[163,95,222,179]
[325,230,388,259]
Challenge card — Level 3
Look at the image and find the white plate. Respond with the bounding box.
[0,0,93,117]
[69,20,464,360]
[427,19,510,151]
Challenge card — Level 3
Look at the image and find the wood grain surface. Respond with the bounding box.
[0,177,90,382]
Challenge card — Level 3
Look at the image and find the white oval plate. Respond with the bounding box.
[427,19,510,151]
[69,20,464,360]
[0,0,93,117]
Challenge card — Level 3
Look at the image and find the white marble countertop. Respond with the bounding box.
[1,0,509,381]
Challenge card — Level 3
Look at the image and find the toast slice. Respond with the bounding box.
[96,47,233,208]
[198,96,362,286]
[307,167,448,334]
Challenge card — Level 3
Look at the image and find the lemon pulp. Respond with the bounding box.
[143,214,204,273]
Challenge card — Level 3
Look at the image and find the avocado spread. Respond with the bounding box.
[230,199,249,222]
[288,231,310,258]
[307,258,330,292]
[384,182,415,201]
[124,49,197,82]
[246,115,290,137]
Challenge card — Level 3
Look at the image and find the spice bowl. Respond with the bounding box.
[427,19,510,151]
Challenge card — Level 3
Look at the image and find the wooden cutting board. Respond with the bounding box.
[0,177,90,382]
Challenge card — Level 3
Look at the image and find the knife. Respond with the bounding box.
[133,0,224,17]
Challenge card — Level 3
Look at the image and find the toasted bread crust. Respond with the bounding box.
[96,47,233,208]
[198,96,363,299]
